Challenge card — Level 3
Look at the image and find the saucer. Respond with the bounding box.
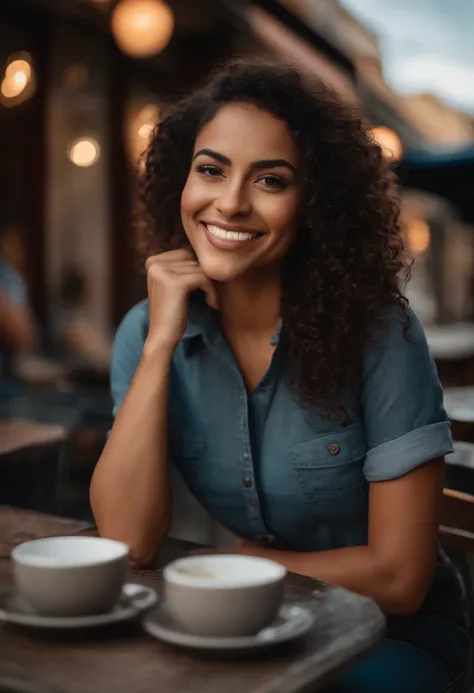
[143,602,316,654]
[0,583,157,629]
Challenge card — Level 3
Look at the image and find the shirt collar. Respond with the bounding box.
[182,293,283,347]
[182,292,219,346]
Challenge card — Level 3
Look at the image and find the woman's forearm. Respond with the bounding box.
[90,344,174,566]
[238,542,429,615]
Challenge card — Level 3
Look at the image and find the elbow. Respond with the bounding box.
[129,545,159,570]
[379,570,430,616]
[94,521,161,569]
[90,490,169,570]
[384,581,427,616]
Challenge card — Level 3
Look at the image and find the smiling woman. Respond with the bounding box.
[180,103,303,282]
[91,61,470,693]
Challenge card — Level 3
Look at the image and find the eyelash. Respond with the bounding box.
[195,164,222,177]
[194,164,287,189]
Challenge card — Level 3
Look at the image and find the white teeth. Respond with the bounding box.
[206,224,258,241]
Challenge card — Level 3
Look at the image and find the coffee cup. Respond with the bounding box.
[163,554,286,636]
[12,536,129,617]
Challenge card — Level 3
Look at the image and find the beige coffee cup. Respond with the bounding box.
[163,554,286,636]
[12,536,129,617]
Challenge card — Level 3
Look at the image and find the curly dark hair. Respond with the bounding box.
[139,60,410,408]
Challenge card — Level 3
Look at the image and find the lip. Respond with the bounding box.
[201,222,265,252]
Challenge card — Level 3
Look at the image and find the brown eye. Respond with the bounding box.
[258,175,286,189]
[195,164,222,177]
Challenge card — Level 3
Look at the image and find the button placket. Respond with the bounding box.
[238,391,267,535]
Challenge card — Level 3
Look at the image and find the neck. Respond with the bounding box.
[216,266,281,336]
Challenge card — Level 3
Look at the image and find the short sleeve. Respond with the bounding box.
[110,300,149,417]
[362,306,453,482]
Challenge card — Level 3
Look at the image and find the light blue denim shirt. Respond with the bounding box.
[112,294,453,548]
[111,293,469,662]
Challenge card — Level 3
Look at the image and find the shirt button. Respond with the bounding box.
[242,477,253,488]
[328,443,340,456]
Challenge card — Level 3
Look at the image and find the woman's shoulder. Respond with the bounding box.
[116,299,149,339]
[113,300,149,360]
[363,303,435,382]
[368,304,426,350]
[110,301,150,402]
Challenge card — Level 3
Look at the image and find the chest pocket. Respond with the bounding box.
[289,423,367,520]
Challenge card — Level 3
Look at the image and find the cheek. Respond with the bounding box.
[260,193,302,237]
[181,176,212,220]
[180,178,194,220]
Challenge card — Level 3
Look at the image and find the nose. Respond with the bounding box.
[214,179,251,218]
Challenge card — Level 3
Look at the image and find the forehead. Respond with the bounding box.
[194,103,299,164]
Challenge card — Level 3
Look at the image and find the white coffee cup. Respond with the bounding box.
[12,536,129,617]
[163,554,286,636]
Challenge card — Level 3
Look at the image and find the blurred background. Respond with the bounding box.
[0,0,473,545]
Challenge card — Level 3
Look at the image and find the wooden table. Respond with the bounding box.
[0,420,68,457]
[0,421,70,516]
[0,507,385,693]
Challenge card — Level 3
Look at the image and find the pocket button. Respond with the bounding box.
[328,442,341,456]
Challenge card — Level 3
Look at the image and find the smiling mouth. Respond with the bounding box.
[204,223,264,242]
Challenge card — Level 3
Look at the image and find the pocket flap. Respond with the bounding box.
[290,423,365,469]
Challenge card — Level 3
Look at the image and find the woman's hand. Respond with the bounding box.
[144,249,219,353]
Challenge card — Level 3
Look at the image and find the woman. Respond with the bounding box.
[90,62,470,691]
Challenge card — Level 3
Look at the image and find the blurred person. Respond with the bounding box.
[55,267,112,375]
[91,63,470,692]
[0,202,36,381]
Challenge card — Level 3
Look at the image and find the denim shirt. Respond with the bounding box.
[111,294,468,662]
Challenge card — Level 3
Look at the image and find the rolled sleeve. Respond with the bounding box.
[362,307,453,482]
[110,300,149,417]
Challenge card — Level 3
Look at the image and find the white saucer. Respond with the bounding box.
[143,602,316,654]
[0,583,158,629]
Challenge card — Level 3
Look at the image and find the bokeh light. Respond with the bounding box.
[68,138,101,167]
[369,126,403,161]
[111,0,174,59]
[405,218,431,254]
[1,58,32,99]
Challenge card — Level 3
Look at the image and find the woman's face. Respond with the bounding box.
[181,103,303,282]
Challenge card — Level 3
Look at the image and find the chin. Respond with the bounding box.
[195,254,250,283]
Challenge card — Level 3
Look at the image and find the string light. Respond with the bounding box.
[111,0,174,58]
[1,58,32,99]
[369,126,403,161]
[68,138,101,167]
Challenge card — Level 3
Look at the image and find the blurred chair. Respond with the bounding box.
[440,487,474,691]
[0,419,69,515]
[441,488,474,554]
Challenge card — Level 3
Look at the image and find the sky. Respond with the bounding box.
[339,0,474,114]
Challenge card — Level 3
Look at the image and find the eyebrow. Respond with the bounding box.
[193,148,297,174]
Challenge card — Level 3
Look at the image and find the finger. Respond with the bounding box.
[149,261,199,275]
[158,249,195,263]
[145,249,194,270]
[167,270,219,311]
[147,262,199,282]
[177,272,217,308]
[163,266,205,278]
